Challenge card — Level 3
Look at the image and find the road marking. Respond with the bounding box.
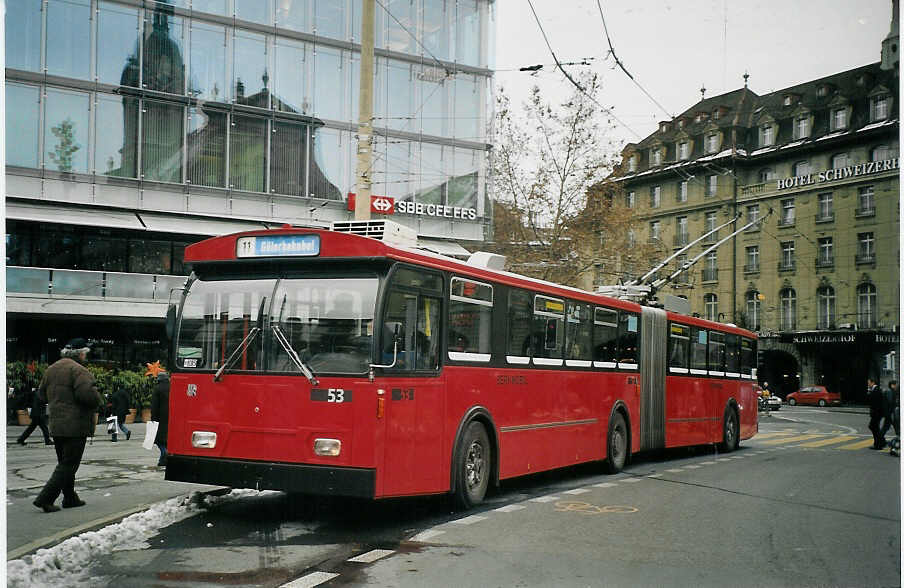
[684,465,701,469]
[564,488,591,495]
[281,572,340,588]
[797,435,857,448]
[646,473,663,478]
[410,529,444,542]
[593,482,618,488]
[760,434,824,445]
[554,501,638,515]
[348,549,394,563]
[753,431,796,439]
[716,458,731,462]
[494,504,527,513]
[452,515,487,525]
[530,495,561,502]
[666,468,684,473]
[622,477,643,483]
[699,461,717,465]
[838,439,876,450]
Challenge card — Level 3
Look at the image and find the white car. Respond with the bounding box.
[764,396,782,411]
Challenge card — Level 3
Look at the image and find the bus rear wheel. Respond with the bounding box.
[605,412,628,474]
[453,421,491,509]
[721,408,739,452]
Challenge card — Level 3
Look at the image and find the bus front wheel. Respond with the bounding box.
[453,421,491,509]
[605,412,628,474]
[721,408,739,452]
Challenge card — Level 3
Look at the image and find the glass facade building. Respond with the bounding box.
[5,0,495,366]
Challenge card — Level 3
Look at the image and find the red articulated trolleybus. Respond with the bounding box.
[164,220,758,508]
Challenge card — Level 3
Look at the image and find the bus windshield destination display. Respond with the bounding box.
[236,234,320,258]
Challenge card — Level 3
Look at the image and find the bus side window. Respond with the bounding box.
[725,334,740,375]
[668,323,690,371]
[617,312,639,367]
[708,330,726,373]
[690,327,707,372]
[740,337,754,378]
[507,289,532,359]
[448,277,493,359]
[533,295,565,359]
[593,307,618,365]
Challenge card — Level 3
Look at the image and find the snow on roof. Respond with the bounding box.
[858,119,897,132]
[780,139,808,150]
[816,130,848,142]
[750,146,777,156]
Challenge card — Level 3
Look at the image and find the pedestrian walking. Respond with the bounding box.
[16,386,53,446]
[880,381,899,437]
[867,377,887,450]
[32,338,103,513]
[151,371,170,466]
[109,385,132,442]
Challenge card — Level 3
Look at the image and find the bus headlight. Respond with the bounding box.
[314,438,341,456]
[191,431,217,448]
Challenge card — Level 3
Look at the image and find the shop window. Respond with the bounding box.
[129,240,173,275]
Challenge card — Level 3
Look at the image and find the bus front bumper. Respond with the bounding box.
[165,455,376,498]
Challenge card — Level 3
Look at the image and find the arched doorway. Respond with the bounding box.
[759,350,800,399]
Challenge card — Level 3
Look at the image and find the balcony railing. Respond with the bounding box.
[740,182,767,197]
[743,264,760,274]
[855,207,876,218]
[855,253,876,265]
[7,267,185,301]
[815,256,835,268]
[815,212,835,223]
[777,216,795,227]
[778,260,796,272]
[702,268,718,282]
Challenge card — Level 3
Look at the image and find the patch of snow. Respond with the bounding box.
[858,119,896,132]
[750,146,776,156]
[816,131,848,141]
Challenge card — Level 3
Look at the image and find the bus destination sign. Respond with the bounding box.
[236,234,321,258]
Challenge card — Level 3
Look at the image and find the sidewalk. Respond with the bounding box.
[6,422,222,560]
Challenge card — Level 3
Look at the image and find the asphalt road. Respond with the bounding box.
[52,406,896,588]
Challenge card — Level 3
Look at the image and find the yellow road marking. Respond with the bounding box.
[752,431,797,440]
[797,435,857,448]
[838,439,876,450]
[760,434,824,445]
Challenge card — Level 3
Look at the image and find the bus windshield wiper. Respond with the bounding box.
[270,324,319,386]
[213,327,261,382]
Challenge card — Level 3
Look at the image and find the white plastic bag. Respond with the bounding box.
[143,420,159,450]
[106,415,117,435]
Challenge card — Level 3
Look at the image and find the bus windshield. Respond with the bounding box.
[176,276,379,375]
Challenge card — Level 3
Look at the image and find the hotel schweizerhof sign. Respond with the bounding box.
[776,157,899,190]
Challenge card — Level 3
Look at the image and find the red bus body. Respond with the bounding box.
[165,226,757,501]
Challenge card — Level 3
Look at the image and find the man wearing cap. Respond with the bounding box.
[33,338,103,512]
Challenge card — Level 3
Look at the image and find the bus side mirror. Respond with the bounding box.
[165,304,177,340]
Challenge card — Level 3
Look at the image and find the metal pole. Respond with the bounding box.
[354,0,375,220]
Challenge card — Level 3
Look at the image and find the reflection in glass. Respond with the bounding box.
[191,0,227,15]
[456,0,481,66]
[189,21,227,101]
[313,46,345,121]
[271,121,308,196]
[447,148,478,208]
[81,234,128,272]
[5,0,42,72]
[187,108,227,187]
[377,140,414,202]
[45,88,90,173]
[130,240,173,274]
[34,227,79,269]
[422,0,449,61]
[95,94,139,178]
[276,0,310,31]
[419,74,447,137]
[315,0,346,40]
[47,0,91,79]
[98,2,140,86]
[142,101,184,183]
[309,128,344,200]
[229,115,267,192]
[381,0,413,53]
[142,6,186,94]
[386,61,412,132]
[274,39,310,114]
[416,143,446,204]
[235,0,273,24]
[233,30,268,107]
[6,84,41,168]
[454,74,480,140]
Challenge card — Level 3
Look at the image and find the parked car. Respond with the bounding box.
[786,386,841,407]
[764,395,782,411]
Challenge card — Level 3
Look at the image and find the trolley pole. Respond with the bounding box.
[354,0,375,220]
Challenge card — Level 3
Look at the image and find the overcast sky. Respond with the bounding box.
[494,1,893,144]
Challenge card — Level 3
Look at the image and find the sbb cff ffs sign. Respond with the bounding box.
[347,193,395,215]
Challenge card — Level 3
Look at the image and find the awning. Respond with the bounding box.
[417,238,472,258]
[7,201,144,230]
[137,212,270,237]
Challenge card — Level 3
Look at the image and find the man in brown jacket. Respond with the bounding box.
[33,338,103,512]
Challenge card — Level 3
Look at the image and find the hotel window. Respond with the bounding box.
[857,232,875,263]
[780,241,795,270]
[831,153,851,169]
[783,95,794,106]
[650,185,661,208]
[677,180,688,202]
[779,288,797,330]
[871,94,889,121]
[817,286,835,329]
[660,122,670,133]
[760,124,774,147]
[704,293,718,321]
[626,191,635,208]
[650,148,662,166]
[780,198,795,226]
[676,216,688,245]
[759,168,776,183]
[703,252,717,282]
[678,141,690,160]
[832,108,848,130]
[746,204,760,230]
[706,133,719,154]
[705,174,717,197]
[858,186,875,215]
[794,116,810,140]
[649,221,661,242]
[817,192,833,221]
[871,145,895,161]
[793,160,811,176]
[746,291,761,331]
[858,283,877,328]
[627,155,637,172]
[817,237,833,266]
[675,254,690,284]
[704,211,717,242]
[745,245,759,272]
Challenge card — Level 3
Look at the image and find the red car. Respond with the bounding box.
[786,386,841,407]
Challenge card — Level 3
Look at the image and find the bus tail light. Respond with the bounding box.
[377,389,385,419]
[314,438,341,456]
[191,431,217,448]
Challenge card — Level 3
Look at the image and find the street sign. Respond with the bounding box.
[347,193,395,215]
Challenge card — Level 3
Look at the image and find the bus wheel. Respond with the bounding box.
[453,421,491,509]
[721,408,739,452]
[605,412,628,474]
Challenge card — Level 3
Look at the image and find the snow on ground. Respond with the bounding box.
[7,489,271,588]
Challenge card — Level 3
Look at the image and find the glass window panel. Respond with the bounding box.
[143,7,186,94]
[350,0,362,42]
[726,334,740,373]
[593,307,618,364]
[81,233,127,272]
[315,0,346,40]
[274,39,310,114]
[419,72,448,136]
[129,239,173,274]
[98,2,141,87]
[191,0,227,15]
[381,0,414,53]
[669,323,690,369]
[34,226,79,269]
[531,296,564,359]
[566,301,592,361]
[275,0,311,31]
[6,222,33,266]
[386,60,413,132]
[617,312,639,366]
[454,74,480,140]
[448,294,492,355]
[5,0,42,72]
[507,289,532,356]
[233,30,269,107]
[6,84,41,168]
[141,100,184,183]
[415,143,446,204]
[313,46,345,121]
[456,0,480,66]
[47,0,91,79]
[44,88,90,173]
[708,331,726,371]
[309,127,344,199]
[376,139,414,202]
[95,94,139,178]
[270,120,307,196]
[187,107,227,187]
[235,0,273,24]
[189,21,227,101]
[690,327,707,371]
[447,148,478,208]
[229,115,267,192]
[422,0,449,60]
[350,52,361,123]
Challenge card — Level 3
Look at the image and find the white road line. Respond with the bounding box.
[622,478,643,483]
[666,468,684,473]
[348,549,395,563]
[646,473,664,478]
[564,488,591,495]
[280,571,340,588]
[699,461,716,465]
[593,482,618,488]
[452,515,487,525]
[684,465,701,469]
[410,529,445,542]
[716,458,731,462]
[494,504,527,513]
[530,495,561,502]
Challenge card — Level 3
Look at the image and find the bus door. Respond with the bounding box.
[378,266,445,496]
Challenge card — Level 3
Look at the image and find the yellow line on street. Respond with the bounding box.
[797,435,857,448]
[838,439,877,450]
[760,434,824,445]
[752,431,797,440]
